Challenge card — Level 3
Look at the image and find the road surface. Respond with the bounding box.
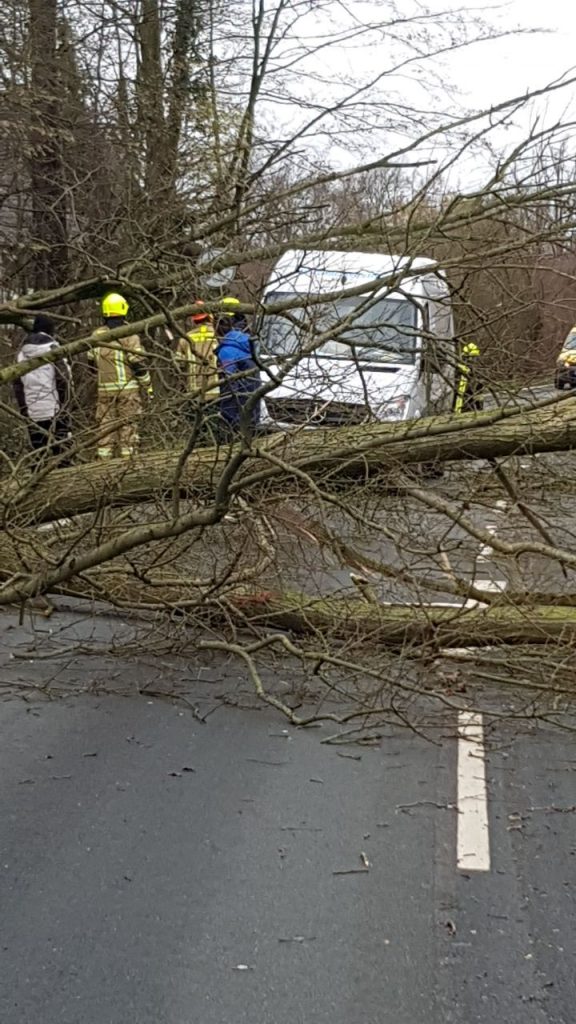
[1,386,575,1023]
[0,628,575,1023]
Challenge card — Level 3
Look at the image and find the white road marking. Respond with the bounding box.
[378,601,464,607]
[477,523,498,561]
[36,517,74,533]
[456,502,503,871]
[457,711,491,871]
[463,579,507,609]
[438,645,501,656]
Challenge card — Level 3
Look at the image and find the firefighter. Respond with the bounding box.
[90,293,152,459]
[454,341,482,413]
[220,295,242,322]
[174,301,219,436]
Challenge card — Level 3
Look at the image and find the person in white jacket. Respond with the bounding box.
[13,315,72,462]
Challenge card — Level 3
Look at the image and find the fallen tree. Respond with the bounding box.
[4,556,576,648]
[3,487,576,652]
[220,590,576,649]
[5,395,576,526]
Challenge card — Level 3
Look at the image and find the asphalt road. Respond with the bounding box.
[1,387,576,1023]
[0,671,575,1024]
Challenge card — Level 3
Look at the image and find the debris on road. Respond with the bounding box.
[246,758,289,766]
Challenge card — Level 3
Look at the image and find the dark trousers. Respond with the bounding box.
[28,418,71,464]
[462,386,484,412]
[182,397,260,446]
[182,397,222,446]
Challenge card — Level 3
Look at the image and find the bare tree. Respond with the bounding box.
[28,0,69,288]
[3,1,576,731]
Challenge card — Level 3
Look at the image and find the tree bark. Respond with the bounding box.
[225,590,576,648]
[29,0,68,289]
[136,0,163,200]
[3,541,576,648]
[7,399,576,525]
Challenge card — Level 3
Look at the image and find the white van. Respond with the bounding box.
[258,249,457,427]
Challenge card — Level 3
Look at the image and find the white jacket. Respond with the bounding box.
[16,333,69,422]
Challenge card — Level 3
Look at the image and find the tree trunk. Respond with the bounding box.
[165,0,204,184]
[8,400,576,525]
[225,590,576,648]
[3,540,576,648]
[136,0,163,202]
[29,0,68,289]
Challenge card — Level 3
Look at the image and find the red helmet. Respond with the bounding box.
[191,300,209,324]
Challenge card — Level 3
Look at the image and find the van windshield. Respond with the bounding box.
[563,329,576,351]
[261,292,418,365]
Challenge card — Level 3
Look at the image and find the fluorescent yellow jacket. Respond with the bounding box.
[557,326,576,367]
[175,325,218,398]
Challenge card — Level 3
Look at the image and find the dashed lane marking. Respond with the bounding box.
[456,505,506,871]
[463,579,507,609]
[477,522,498,562]
[457,711,491,872]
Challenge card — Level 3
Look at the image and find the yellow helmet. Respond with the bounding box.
[102,292,129,318]
[462,341,480,357]
[220,296,241,317]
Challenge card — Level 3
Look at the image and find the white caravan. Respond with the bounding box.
[258,249,457,427]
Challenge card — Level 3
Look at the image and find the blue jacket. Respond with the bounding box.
[215,330,260,426]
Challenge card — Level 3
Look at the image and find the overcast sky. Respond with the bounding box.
[258,0,576,184]
[411,0,576,183]
[447,0,575,112]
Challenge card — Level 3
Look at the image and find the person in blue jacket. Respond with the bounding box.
[215,301,261,439]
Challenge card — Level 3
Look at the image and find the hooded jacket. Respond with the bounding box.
[14,331,71,422]
[215,330,260,425]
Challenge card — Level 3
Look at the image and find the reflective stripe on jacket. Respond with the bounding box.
[175,325,218,397]
[453,362,470,414]
[90,328,150,392]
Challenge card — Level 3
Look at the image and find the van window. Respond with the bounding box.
[563,327,576,350]
[262,291,418,365]
[425,299,455,372]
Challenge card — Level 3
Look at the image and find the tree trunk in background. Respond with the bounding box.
[29,0,68,290]
[136,0,163,204]
[136,0,204,241]
[165,0,203,185]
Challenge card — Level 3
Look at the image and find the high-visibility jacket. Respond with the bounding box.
[90,328,150,392]
[454,345,481,414]
[175,324,218,398]
[454,361,470,414]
